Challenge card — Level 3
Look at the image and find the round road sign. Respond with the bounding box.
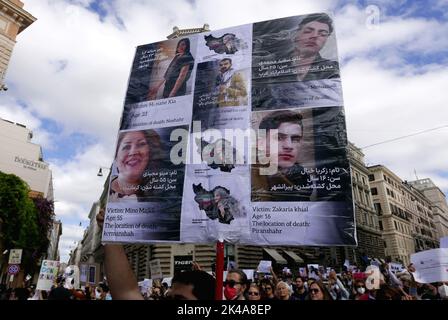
[7,264,20,275]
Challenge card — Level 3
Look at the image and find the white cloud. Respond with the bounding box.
[51,143,112,219]
[341,52,448,195]
[335,4,448,61]
[58,224,85,263]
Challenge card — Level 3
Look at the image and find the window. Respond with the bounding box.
[88,266,96,284]
[371,187,378,195]
[365,192,371,206]
[362,177,366,185]
[394,221,398,230]
[387,189,391,196]
[379,220,383,230]
[368,174,375,181]
[374,203,382,215]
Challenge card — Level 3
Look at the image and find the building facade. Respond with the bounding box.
[0,118,54,200]
[346,142,384,263]
[0,0,36,90]
[408,178,448,240]
[368,165,439,265]
[46,220,62,261]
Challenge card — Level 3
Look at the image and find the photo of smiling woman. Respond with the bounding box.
[109,129,162,202]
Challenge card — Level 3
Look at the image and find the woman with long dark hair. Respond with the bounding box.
[148,38,195,99]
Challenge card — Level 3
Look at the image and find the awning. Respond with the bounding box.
[283,250,304,264]
[263,248,287,265]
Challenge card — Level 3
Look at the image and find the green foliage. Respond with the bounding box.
[0,172,55,272]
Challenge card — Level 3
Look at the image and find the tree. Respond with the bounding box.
[0,172,54,273]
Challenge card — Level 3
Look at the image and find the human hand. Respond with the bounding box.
[401,294,413,300]
[192,261,202,271]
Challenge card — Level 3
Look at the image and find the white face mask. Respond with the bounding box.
[438,285,448,298]
[357,287,365,295]
[95,290,102,299]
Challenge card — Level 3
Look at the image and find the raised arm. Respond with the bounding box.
[97,209,143,300]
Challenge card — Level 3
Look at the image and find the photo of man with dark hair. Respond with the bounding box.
[252,109,314,202]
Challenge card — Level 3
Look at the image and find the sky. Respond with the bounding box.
[1,0,447,263]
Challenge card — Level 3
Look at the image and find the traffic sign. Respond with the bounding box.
[7,264,20,275]
[8,249,22,264]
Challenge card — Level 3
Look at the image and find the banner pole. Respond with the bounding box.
[215,240,224,300]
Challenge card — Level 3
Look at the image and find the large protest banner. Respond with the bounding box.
[102,13,356,247]
[411,248,448,283]
[36,260,60,291]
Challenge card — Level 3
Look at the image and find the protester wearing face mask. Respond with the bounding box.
[437,282,448,300]
[223,270,248,300]
[95,286,105,300]
[351,279,369,300]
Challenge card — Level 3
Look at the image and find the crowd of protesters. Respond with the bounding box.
[230,263,448,301]
[1,261,447,301]
[0,276,112,300]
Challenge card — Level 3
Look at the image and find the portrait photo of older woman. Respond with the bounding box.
[109,129,162,201]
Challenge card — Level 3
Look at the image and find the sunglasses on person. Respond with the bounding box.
[263,286,272,291]
[309,288,321,294]
[223,280,243,288]
[355,285,365,289]
[248,291,260,296]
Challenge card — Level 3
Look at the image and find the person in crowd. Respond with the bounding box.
[351,279,369,300]
[149,286,164,300]
[327,270,350,300]
[275,281,293,300]
[247,283,262,301]
[437,282,448,300]
[73,289,86,300]
[308,280,333,300]
[224,269,248,300]
[259,279,276,300]
[109,130,162,201]
[148,38,195,99]
[48,276,73,300]
[84,284,94,300]
[419,282,439,300]
[95,283,112,300]
[215,58,247,107]
[341,270,353,290]
[375,284,403,300]
[291,276,308,301]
